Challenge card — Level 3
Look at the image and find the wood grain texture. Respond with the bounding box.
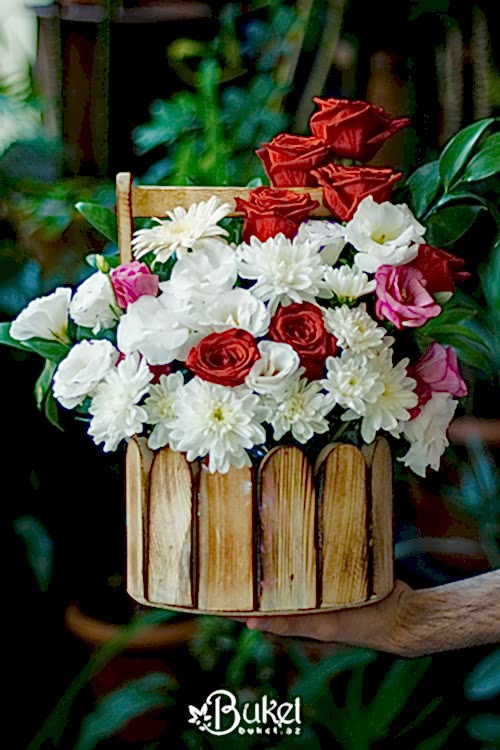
[197,464,255,611]
[148,447,195,607]
[319,444,369,606]
[259,446,317,611]
[116,172,133,263]
[126,437,153,602]
[131,185,328,218]
[362,438,394,598]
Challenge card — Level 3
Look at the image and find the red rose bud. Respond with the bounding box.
[312,163,402,222]
[269,301,337,380]
[235,187,320,243]
[409,245,470,297]
[256,133,331,187]
[186,328,260,387]
[309,97,411,162]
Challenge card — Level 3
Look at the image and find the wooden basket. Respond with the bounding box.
[117,174,394,615]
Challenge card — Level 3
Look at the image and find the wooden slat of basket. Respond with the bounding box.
[259,446,317,611]
[131,185,328,218]
[362,438,394,598]
[148,447,195,607]
[116,172,134,263]
[197,464,255,611]
[320,444,369,606]
[126,437,153,602]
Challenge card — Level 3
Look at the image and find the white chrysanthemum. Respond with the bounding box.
[169,378,266,474]
[10,287,71,343]
[400,393,457,477]
[294,219,346,265]
[322,351,384,414]
[117,294,200,365]
[323,265,376,301]
[342,349,417,443]
[88,353,153,452]
[144,372,184,450]
[132,197,232,265]
[161,242,237,303]
[346,196,425,273]
[236,233,331,314]
[53,339,119,409]
[324,303,386,355]
[246,341,301,396]
[263,377,331,443]
[69,272,120,334]
[201,288,270,338]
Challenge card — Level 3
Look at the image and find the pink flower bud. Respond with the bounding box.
[110,261,159,309]
[408,342,468,414]
[374,264,441,330]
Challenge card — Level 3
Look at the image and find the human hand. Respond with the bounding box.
[243,581,416,657]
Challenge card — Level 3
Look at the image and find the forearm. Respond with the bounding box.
[391,570,500,657]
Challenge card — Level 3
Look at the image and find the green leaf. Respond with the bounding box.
[467,714,500,744]
[424,204,483,247]
[289,650,377,701]
[415,716,460,750]
[245,177,264,188]
[24,338,71,363]
[406,160,441,218]
[14,515,53,592]
[34,359,57,410]
[465,650,500,701]
[368,658,432,738]
[44,390,63,431]
[439,118,495,191]
[463,132,500,183]
[74,673,177,750]
[0,321,32,352]
[86,252,120,270]
[76,202,118,243]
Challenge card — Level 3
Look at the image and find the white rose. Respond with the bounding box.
[161,242,237,303]
[295,219,346,265]
[400,392,458,477]
[346,196,425,273]
[202,288,271,338]
[117,294,200,365]
[53,339,119,409]
[245,341,301,395]
[10,287,71,343]
[69,272,120,334]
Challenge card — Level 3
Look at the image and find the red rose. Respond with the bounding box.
[309,97,411,162]
[186,328,260,387]
[408,245,470,297]
[312,163,402,222]
[235,187,319,243]
[269,302,337,380]
[256,133,331,187]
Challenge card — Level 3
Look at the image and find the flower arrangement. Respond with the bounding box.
[3,98,475,478]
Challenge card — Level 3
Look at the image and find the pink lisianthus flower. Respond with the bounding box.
[374,264,441,330]
[110,261,159,309]
[408,342,468,418]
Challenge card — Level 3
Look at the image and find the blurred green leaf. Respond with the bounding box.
[226,629,274,688]
[439,118,495,190]
[467,713,500,743]
[34,359,56,410]
[289,649,377,701]
[463,133,500,183]
[76,202,118,243]
[415,716,460,749]
[424,204,483,247]
[406,160,441,218]
[74,673,177,750]
[14,515,53,592]
[465,650,500,701]
[368,658,432,738]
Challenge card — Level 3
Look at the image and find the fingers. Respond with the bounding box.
[246,614,336,641]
